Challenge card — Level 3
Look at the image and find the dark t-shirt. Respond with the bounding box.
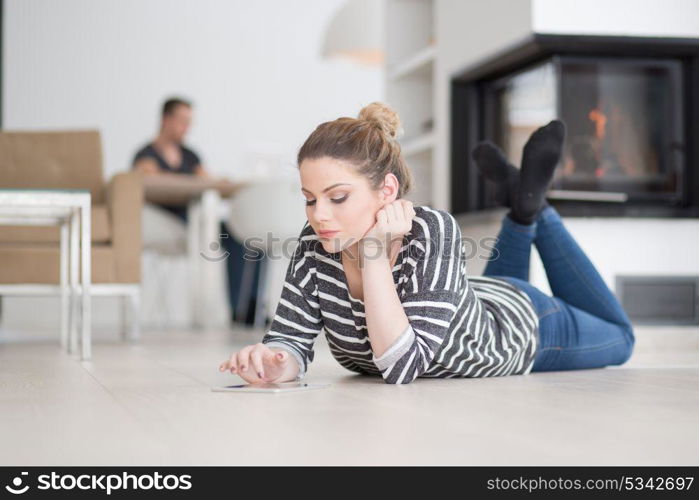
[132,142,203,221]
[132,142,201,175]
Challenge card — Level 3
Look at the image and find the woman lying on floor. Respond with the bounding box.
[219,102,635,384]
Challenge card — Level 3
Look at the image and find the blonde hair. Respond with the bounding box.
[297,101,414,198]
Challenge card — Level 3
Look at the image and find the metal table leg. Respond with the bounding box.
[80,198,91,361]
[69,207,79,355]
[188,200,201,328]
[59,219,69,351]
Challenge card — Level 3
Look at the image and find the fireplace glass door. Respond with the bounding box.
[490,56,684,204]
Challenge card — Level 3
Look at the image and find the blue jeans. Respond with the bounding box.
[482,205,635,372]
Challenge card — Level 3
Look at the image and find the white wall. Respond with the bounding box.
[460,211,699,298]
[1,0,383,339]
[3,0,382,180]
[533,0,699,37]
[527,217,699,296]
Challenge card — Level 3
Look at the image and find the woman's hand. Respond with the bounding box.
[218,343,294,383]
[360,199,416,258]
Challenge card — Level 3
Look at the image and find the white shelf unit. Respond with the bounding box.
[385,0,436,207]
[388,45,436,80]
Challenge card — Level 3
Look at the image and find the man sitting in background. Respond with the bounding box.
[132,97,262,325]
[133,97,209,221]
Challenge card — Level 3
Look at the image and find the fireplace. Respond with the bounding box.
[451,34,699,217]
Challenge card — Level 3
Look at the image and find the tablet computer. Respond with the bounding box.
[211,381,330,393]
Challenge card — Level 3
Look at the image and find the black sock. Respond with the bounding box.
[510,120,565,225]
[471,140,520,208]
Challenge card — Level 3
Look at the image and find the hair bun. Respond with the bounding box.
[358,102,403,139]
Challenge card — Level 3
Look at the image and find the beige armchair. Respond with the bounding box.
[0,130,143,338]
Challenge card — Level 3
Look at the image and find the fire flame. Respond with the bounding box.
[588,107,607,140]
[588,107,608,178]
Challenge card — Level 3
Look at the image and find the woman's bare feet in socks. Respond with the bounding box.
[471,140,519,208]
[471,120,565,225]
[512,120,565,225]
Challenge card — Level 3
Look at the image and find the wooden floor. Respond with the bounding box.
[1,325,698,466]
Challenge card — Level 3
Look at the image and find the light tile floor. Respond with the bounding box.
[0,325,697,465]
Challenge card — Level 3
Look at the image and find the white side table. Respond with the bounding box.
[0,189,92,360]
[187,189,231,329]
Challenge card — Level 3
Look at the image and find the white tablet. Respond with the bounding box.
[211,381,330,393]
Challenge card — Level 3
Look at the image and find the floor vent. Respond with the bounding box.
[615,276,699,325]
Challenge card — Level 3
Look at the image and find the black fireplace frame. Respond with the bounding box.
[451,34,699,218]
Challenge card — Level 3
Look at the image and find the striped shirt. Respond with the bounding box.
[262,205,540,384]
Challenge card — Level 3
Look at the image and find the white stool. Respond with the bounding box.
[226,179,307,328]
